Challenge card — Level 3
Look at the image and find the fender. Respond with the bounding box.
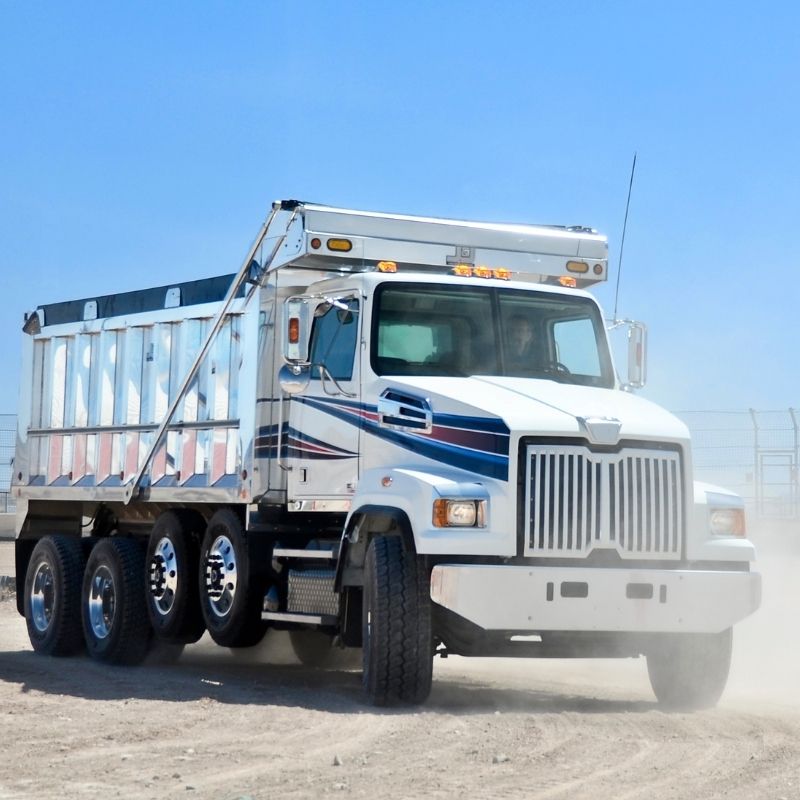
[688,481,756,563]
[335,504,414,591]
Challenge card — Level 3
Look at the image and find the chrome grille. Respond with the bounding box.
[525,445,684,559]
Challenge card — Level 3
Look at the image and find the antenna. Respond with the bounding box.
[613,153,637,320]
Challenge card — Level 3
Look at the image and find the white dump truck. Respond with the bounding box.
[11,200,761,706]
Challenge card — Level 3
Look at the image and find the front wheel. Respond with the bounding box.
[362,536,433,706]
[646,628,733,710]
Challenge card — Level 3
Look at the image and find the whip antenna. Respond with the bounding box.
[613,152,637,320]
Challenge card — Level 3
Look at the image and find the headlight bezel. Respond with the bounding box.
[432,498,487,528]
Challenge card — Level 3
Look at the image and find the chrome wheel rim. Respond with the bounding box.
[88,565,116,639]
[30,561,55,633]
[205,535,237,618]
[149,536,178,616]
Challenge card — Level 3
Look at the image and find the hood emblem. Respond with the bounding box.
[577,416,622,445]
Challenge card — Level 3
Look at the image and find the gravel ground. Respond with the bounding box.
[0,531,798,800]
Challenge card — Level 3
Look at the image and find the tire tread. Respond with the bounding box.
[363,536,432,706]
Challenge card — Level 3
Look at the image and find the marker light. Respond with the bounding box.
[558,276,578,288]
[474,266,492,279]
[432,499,487,528]
[377,261,397,273]
[288,317,300,344]
[593,263,604,275]
[327,238,353,252]
[451,264,473,277]
[310,237,322,250]
[493,268,512,280]
[566,260,589,273]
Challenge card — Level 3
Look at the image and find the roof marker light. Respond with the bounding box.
[493,268,511,280]
[558,276,578,288]
[452,264,473,277]
[377,261,397,273]
[474,266,492,279]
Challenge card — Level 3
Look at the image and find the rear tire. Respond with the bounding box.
[199,509,266,648]
[24,536,86,656]
[82,538,152,665]
[145,511,205,644]
[362,536,433,706]
[647,628,733,710]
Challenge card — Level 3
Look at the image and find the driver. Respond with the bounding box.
[506,314,537,372]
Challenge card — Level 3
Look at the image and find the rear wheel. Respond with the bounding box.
[199,509,266,648]
[362,536,433,705]
[82,538,152,665]
[145,511,205,644]
[24,536,85,656]
[647,628,733,710]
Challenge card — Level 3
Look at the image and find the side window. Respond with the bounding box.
[552,317,602,377]
[309,300,359,381]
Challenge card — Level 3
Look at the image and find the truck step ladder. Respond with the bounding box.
[261,611,338,626]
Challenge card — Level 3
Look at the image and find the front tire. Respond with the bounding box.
[199,509,266,648]
[24,536,86,656]
[82,538,152,665]
[362,536,433,706]
[647,628,733,710]
[145,511,205,644]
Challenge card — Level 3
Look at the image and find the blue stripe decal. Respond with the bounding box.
[294,396,509,480]
[254,422,357,460]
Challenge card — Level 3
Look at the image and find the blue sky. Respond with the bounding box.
[1,2,797,415]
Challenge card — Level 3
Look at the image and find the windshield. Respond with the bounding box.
[371,283,614,388]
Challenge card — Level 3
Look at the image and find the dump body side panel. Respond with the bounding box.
[14,295,259,515]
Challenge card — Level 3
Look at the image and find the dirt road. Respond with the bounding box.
[1,536,799,800]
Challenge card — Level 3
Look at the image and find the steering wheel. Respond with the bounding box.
[544,360,572,376]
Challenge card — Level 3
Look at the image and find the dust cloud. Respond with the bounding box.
[724,519,800,712]
[181,520,800,712]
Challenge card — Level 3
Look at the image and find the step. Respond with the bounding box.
[272,547,337,561]
[261,610,338,626]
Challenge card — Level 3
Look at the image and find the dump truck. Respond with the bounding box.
[11,200,761,706]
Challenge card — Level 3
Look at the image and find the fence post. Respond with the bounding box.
[790,407,799,518]
[749,408,760,516]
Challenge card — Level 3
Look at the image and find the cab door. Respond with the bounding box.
[286,297,361,501]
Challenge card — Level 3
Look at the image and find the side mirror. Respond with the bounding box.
[278,363,311,395]
[626,321,647,389]
[283,297,313,363]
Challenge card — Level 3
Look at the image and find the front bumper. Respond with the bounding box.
[429,564,761,634]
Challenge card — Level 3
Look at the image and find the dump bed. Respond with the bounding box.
[12,199,609,516]
[14,274,258,507]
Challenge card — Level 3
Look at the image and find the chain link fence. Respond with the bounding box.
[0,409,797,520]
[675,409,799,520]
[0,414,15,513]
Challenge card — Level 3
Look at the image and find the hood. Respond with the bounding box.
[383,375,689,445]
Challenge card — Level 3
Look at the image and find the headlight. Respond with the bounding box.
[432,499,487,528]
[709,507,746,537]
